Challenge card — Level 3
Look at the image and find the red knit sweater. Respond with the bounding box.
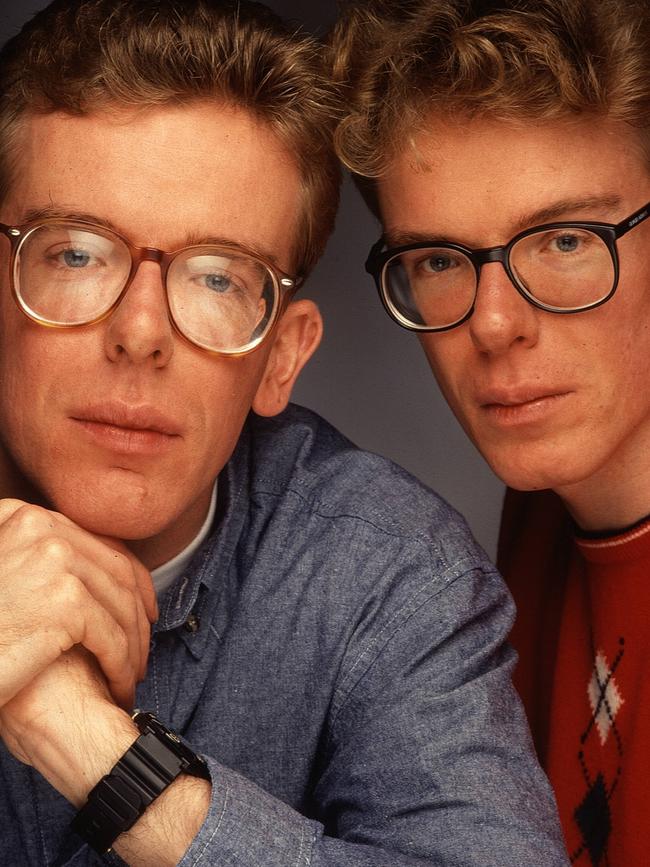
[498,489,650,866]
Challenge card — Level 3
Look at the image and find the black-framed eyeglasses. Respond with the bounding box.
[0,218,302,356]
[365,201,650,333]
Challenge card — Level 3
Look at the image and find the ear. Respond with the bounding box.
[252,299,323,417]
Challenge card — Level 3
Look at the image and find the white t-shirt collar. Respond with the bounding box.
[151,482,218,597]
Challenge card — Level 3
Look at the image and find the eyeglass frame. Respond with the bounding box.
[0,217,303,356]
[365,200,650,333]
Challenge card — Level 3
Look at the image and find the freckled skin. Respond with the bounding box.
[377,116,650,527]
[0,102,312,564]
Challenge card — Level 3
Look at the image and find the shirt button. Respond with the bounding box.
[184,613,200,634]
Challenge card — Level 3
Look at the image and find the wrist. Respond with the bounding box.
[24,699,137,806]
[72,710,210,856]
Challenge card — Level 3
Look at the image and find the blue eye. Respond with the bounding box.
[62,249,91,268]
[416,251,465,274]
[425,255,455,272]
[204,273,233,293]
[553,235,580,253]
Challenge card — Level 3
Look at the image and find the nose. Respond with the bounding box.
[104,261,175,367]
[468,261,540,355]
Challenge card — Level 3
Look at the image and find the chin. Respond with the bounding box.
[481,443,592,493]
[41,474,172,540]
[62,501,170,542]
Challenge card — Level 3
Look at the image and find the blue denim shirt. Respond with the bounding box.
[0,404,568,865]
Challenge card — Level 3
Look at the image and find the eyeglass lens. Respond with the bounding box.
[383,227,616,329]
[15,223,278,353]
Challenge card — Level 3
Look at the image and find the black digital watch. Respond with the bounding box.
[71,710,210,855]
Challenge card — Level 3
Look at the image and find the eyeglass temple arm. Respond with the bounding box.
[615,201,650,238]
[365,237,387,275]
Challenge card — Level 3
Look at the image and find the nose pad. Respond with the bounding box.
[468,261,539,354]
[104,260,175,366]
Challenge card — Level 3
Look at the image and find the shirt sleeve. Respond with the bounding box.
[178,557,569,867]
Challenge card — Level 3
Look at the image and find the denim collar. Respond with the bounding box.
[151,419,252,660]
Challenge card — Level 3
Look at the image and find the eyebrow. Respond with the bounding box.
[511,194,623,233]
[22,206,120,231]
[386,194,624,248]
[20,205,283,267]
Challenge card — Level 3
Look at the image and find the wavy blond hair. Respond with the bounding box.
[331,0,650,188]
[0,0,341,278]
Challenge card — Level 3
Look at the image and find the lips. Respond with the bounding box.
[69,402,182,436]
[68,402,182,455]
[477,387,571,408]
[473,385,573,429]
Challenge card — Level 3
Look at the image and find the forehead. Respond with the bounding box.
[377,114,650,243]
[5,102,302,266]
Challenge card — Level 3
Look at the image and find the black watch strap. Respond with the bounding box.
[71,710,210,855]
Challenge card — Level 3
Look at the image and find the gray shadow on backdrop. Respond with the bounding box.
[0,0,504,558]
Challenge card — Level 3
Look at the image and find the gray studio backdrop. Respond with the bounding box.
[0,0,504,558]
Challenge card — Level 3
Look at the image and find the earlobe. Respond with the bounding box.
[252,299,323,417]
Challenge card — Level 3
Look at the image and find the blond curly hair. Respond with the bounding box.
[332,0,650,187]
[0,0,341,278]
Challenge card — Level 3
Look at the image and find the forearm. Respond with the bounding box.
[3,690,564,867]
[115,774,210,867]
[56,706,210,866]
[1,690,209,866]
[1,561,567,866]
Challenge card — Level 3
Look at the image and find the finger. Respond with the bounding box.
[77,546,152,680]
[63,549,151,685]
[0,502,158,625]
[3,503,156,617]
[134,568,154,680]
[60,525,158,624]
[0,498,37,525]
[46,524,158,675]
[24,532,148,688]
[0,503,154,681]
[37,576,137,710]
[131,556,158,624]
[5,507,152,672]
[102,545,158,625]
[68,597,135,710]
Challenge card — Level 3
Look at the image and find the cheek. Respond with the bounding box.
[182,350,268,439]
[0,334,58,446]
[0,326,61,381]
[418,333,467,406]
[0,318,34,402]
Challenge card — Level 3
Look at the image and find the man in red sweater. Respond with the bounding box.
[333,1,650,863]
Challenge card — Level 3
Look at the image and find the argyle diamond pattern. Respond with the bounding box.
[587,650,624,746]
[570,639,625,865]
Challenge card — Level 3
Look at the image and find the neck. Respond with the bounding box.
[556,455,650,533]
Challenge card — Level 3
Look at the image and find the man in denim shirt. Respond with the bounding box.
[0,1,566,864]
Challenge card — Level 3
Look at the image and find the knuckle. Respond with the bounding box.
[11,504,53,536]
[51,572,84,606]
[34,534,73,564]
[0,497,30,522]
